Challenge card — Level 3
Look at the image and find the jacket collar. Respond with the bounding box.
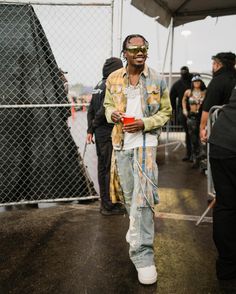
[213,66,227,77]
[122,64,149,78]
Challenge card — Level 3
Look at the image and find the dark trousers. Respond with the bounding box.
[210,157,236,280]
[95,138,113,207]
[178,111,192,157]
[187,114,200,161]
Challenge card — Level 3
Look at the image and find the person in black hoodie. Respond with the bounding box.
[200,52,236,143]
[209,86,236,290]
[86,57,124,215]
[170,66,193,161]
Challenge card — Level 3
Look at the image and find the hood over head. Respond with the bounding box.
[103,57,123,79]
[212,52,236,69]
[180,66,191,80]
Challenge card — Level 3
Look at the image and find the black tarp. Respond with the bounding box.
[0,4,96,202]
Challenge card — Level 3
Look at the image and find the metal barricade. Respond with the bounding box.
[0,103,99,206]
[159,98,185,153]
[196,105,223,226]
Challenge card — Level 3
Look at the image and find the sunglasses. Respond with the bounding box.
[126,45,148,55]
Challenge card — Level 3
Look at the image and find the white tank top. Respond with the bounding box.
[123,84,157,150]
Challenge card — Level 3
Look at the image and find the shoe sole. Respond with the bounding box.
[100,211,125,216]
[138,273,157,285]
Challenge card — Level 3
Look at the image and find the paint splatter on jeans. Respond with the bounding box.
[115,147,158,268]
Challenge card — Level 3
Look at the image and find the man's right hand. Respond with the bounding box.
[111,111,124,123]
[200,128,207,143]
[86,133,94,144]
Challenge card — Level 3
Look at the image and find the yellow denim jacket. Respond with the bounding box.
[104,65,172,203]
[104,65,172,150]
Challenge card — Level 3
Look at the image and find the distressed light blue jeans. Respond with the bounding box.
[115,147,158,268]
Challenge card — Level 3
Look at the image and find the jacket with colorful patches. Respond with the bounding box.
[104,65,172,150]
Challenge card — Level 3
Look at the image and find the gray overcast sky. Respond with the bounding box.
[29,0,236,85]
[119,0,236,74]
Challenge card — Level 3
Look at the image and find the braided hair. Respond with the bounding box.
[121,34,149,61]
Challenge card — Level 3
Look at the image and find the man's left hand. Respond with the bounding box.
[123,119,144,133]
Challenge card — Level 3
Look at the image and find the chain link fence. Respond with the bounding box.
[0,104,99,205]
[0,1,112,205]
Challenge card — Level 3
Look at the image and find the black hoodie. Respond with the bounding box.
[87,57,123,140]
[209,86,236,155]
[202,67,236,112]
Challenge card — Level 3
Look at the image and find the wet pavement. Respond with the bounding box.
[0,144,221,294]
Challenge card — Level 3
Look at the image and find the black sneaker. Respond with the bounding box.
[182,155,193,162]
[100,207,114,216]
[113,203,127,214]
[182,156,190,161]
[100,203,126,216]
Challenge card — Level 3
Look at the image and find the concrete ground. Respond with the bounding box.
[0,144,221,294]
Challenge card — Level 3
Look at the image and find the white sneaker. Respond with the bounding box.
[137,265,157,285]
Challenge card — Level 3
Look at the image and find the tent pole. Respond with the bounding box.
[161,23,171,75]
[117,0,124,54]
[111,0,115,56]
[168,17,174,90]
[164,17,174,156]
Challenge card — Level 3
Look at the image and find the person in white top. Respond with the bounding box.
[104,34,172,285]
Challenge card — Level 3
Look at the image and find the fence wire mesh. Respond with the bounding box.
[0,2,112,103]
[0,1,110,205]
[0,105,98,205]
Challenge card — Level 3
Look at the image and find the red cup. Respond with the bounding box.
[121,115,135,125]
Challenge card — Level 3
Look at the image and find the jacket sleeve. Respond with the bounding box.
[87,96,95,134]
[142,81,172,131]
[93,105,107,128]
[170,82,178,110]
[104,79,116,123]
[92,83,107,128]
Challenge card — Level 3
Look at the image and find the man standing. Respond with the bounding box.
[200,52,236,142]
[170,66,193,161]
[104,34,172,285]
[87,57,124,215]
[209,87,236,290]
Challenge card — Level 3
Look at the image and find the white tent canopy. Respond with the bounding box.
[131,0,236,28]
[131,0,236,87]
